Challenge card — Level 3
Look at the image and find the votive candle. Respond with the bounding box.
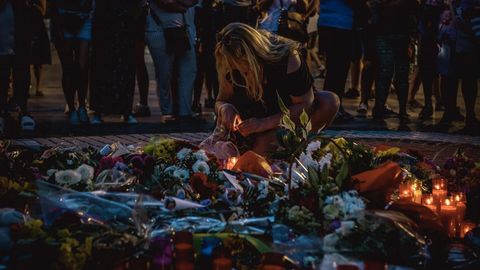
[460,221,476,238]
[432,184,447,204]
[412,182,422,203]
[399,182,413,200]
[440,198,457,238]
[422,195,437,212]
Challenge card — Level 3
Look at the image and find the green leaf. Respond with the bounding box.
[306,120,312,133]
[308,166,320,190]
[300,109,309,127]
[320,164,329,184]
[276,91,290,116]
[335,162,349,188]
[281,114,296,132]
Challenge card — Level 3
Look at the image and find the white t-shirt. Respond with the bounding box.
[258,0,297,32]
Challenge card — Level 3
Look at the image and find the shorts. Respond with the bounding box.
[64,18,93,41]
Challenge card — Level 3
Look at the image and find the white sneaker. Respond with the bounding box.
[90,114,103,125]
[20,115,35,131]
[122,114,137,124]
[0,117,4,134]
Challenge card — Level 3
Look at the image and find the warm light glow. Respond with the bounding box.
[426,198,433,205]
[445,199,451,206]
[403,190,409,195]
[434,184,441,190]
[455,195,461,202]
[225,157,238,170]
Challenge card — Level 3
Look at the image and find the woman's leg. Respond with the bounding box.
[33,64,44,96]
[392,36,410,117]
[74,39,90,108]
[54,37,76,111]
[458,53,478,123]
[251,91,340,156]
[136,39,149,106]
[193,49,205,110]
[373,35,395,119]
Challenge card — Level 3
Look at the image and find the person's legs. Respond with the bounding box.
[433,75,442,110]
[0,56,12,115]
[11,55,31,114]
[392,35,410,118]
[320,27,352,113]
[54,37,76,111]
[146,30,174,115]
[408,66,422,107]
[74,39,90,108]
[136,39,149,107]
[205,49,219,100]
[33,64,44,96]
[177,40,197,117]
[373,35,395,119]
[193,49,205,111]
[251,91,340,155]
[457,53,478,123]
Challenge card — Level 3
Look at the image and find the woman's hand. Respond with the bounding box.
[237,118,262,137]
[217,103,239,132]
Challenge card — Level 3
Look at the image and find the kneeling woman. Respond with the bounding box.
[214,23,339,155]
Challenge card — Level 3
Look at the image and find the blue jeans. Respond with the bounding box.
[146,27,196,116]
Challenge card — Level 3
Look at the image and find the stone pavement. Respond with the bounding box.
[3,46,478,140]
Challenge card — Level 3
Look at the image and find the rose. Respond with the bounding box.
[189,173,217,199]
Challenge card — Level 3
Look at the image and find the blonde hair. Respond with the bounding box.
[216,23,299,102]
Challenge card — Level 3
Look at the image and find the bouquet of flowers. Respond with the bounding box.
[441,150,480,192]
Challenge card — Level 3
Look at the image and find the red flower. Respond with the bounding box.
[189,173,217,199]
[97,156,124,175]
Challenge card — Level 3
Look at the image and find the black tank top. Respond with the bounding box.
[229,51,313,120]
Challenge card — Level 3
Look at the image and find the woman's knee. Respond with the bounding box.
[313,91,340,114]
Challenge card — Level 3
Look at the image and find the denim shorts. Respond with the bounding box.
[64,18,93,41]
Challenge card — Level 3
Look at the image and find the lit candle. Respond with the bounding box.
[454,194,467,223]
[411,182,422,204]
[422,195,437,212]
[432,178,447,190]
[399,182,413,200]
[432,184,447,204]
[225,157,238,170]
[460,221,476,238]
[440,198,457,238]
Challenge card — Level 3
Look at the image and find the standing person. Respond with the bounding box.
[50,0,93,125]
[440,0,479,129]
[369,0,419,123]
[30,0,51,98]
[417,0,445,120]
[193,0,221,113]
[317,0,355,121]
[133,3,151,118]
[89,0,147,124]
[357,19,376,115]
[0,0,37,133]
[223,0,252,25]
[146,0,199,122]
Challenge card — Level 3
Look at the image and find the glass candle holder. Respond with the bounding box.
[440,198,457,238]
[460,221,476,238]
[399,182,413,200]
[422,194,437,212]
[432,178,447,190]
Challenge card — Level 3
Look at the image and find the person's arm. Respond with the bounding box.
[305,0,320,17]
[216,78,242,131]
[237,54,314,136]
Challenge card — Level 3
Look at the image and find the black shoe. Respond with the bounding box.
[192,103,202,114]
[465,117,479,129]
[418,105,433,120]
[345,88,360,99]
[452,107,465,122]
[399,113,411,124]
[435,102,445,111]
[384,106,398,118]
[133,104,151,117]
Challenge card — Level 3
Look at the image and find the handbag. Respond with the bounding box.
[276,0,308,43]
[150,9,191,54]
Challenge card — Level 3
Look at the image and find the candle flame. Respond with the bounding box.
[434,184,441,190]
[455,195,461,202]
[445,199,451,206]
[426,198,433,205]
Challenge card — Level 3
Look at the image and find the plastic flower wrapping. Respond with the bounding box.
[0,133,479,269]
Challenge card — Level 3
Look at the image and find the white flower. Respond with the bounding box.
[318,153,333,171]
[173,168,190,181]
[257,180,269,200]
[192,160,210,175]
[55,170,82,185]
[46,169,58,177]
[341,190,365,216]
[305,140,322,155]
[194,150,209,161]
[75,164,94,182]
[176,148,192,160]
[299,152,318,170]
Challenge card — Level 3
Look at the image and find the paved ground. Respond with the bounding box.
[3,45,480,140]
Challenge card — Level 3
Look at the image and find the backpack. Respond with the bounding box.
[277,0,308,43]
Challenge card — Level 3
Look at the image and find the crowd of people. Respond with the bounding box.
[0,0,479,135]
